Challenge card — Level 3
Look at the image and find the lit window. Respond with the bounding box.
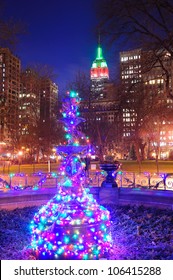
[101,61,107,67]
[121,56,128,62]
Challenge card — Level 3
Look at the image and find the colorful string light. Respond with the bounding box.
[30,90,112,259]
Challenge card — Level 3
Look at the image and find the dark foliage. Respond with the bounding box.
[0,205,173,260]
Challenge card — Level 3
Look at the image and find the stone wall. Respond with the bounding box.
[99,187,173,210]
[1,187,173,210]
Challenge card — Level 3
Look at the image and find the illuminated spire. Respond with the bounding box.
[96,45,103,60]
[90,37,109,79]
[90,33,109,99]
[96,32,103,59]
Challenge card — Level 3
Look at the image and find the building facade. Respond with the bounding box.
[120,48,173,159]
[39,78,58,139]
[120,49,142,139]
[79,43,120,159]
[0,48,21,142]
[80,98,120,158]
[20,69,58,142]
[90,44,109,100]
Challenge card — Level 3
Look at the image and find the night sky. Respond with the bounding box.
[3,0,113,94]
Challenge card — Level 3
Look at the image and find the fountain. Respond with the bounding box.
[100,161,120,188]
[30,90,112,260]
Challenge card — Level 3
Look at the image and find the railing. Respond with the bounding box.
[0,171,173,191]
[116,171,173,190]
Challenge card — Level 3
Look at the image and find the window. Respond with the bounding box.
[121,56,128,62]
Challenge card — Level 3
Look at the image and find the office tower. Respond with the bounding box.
[39,78,58,138]
[79,42,120,158]
[20,69,58,139]
[0,48,21,142]
[120,49,142,138]
[120,48,173,159]
[90,43,109,100]
[19,69,40,137]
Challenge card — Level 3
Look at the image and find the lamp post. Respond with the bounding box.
[18,151,23,172]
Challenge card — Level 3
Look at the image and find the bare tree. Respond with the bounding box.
[67,70,90,101]
[0,0,25,49]
[0,19,25,49]
[19,65,61,161]
[116,75,172,169]
[97,0,173,98]
[24,63,58,82]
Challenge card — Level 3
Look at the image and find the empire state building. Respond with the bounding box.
[90,43,109,100]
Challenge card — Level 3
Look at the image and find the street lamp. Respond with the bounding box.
[18,151,23,156]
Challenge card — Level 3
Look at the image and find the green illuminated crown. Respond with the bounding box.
[91,44,108,69]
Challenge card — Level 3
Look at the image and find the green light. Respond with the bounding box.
[103,233,109,241]
[52,172,58,178]
[101,214,108,221]
[56,194,61,201]
[85,211,93,217]
[64,236,70,244]
[70,91,77,98]
[57,247,64,254]
[65,134,71,139]
[63,179,72,187]
[100,224,106,230]
[40,216,46,223]
[38,225,44,231]
[72,234,78,240]
[101,61,107,67]
[96,46,103,59]
[93,249,99,255]
[83,254,88,260]
[48,243,53,250]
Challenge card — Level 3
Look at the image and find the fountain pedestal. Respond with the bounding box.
[100,161,120,188]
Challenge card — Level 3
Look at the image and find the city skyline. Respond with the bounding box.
[2,0,106,94]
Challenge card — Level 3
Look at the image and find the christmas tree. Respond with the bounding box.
[30,90,112,260]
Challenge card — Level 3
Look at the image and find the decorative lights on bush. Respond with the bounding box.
[30,90,112,259]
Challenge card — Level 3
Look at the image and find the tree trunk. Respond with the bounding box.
[134,142,142,173]
[146,140,151,159]
[155,154,159,174]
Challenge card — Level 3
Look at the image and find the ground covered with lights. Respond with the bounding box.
[1,204,173,260]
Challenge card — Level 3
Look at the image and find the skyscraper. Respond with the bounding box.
[19,68,40,137]
[120,49,142,138]
[90,43,109,100]
[120,48,173,159]
[39,78,58,138]
[0,48,21,142]
[79,43,120,158]
[20,69,58,140]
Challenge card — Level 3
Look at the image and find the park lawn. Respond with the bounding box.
[0,163,59,174]
[119,160,173,173]
[0,160,173,174]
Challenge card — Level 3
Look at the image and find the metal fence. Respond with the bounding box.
[0,171,173,191]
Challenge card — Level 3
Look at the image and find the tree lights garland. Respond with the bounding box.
[30,90,112,259]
